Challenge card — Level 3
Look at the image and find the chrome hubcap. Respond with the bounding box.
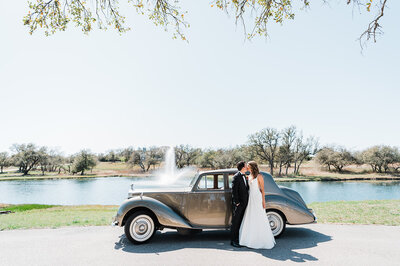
[266,211,283,236]
[130,215,154,242]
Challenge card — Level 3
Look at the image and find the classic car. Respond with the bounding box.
[112,169,316,244]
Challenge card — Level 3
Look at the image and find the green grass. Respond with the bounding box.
[1,200,399,230]
[2,204,56,212]
[0,205,117,230]
[309,200,400,226]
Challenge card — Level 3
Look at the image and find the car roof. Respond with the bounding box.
[199,168,238,175]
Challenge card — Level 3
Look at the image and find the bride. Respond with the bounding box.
[239,161,275,249]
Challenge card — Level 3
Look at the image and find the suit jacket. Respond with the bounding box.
[232,171,249,207]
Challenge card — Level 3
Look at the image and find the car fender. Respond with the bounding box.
[115,196,192,229]
[266,194,315,225]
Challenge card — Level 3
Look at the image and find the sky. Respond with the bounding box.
[0,1,399,155]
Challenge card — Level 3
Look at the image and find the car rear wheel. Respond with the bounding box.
[266,210,286,238]
[124,211,156,244]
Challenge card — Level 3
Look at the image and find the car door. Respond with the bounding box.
[186,173,231,227]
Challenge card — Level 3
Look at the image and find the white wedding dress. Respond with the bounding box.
[239,175,275,249]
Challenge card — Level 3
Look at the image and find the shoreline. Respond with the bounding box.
[1,174,399,182]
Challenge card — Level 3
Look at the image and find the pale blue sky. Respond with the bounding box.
[0,1,399,155]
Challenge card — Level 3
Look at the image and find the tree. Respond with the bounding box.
[292,135,319,175]
[277,126,297,176]
[72,150,97,175]
[360,145,400,173]
[22,0,389,47]
[248,128,280,176]
[174,145,201,168]
[128,147,163,172]
[316,147,335,171]
[316,146,355,172]
[197,149,217,168]
[11,143,46,175]
[38,148,50,175]
[120,147,134,162]
[0,152,11,174]
[38,149,65,174]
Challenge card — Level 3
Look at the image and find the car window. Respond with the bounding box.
[228,174,235,188]
[197,174,225,190]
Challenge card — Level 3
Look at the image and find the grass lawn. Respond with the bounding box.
[1,200,399,230]
[309,200,400,226]
[0,205,117,230]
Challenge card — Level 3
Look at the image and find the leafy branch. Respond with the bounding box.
[23,0,389,47]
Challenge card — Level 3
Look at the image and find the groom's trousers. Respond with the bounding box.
[231,203,247,243]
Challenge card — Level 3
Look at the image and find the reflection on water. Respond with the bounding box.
[277,181,400,203]
[0,177,399,205]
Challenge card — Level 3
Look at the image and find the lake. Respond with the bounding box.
[0,177,400,205]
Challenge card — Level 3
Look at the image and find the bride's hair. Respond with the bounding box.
[247,161,259,178]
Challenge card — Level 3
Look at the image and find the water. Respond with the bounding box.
[277,181,400,203]
[0,178,399,205]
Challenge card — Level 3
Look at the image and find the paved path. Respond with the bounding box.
[1,224,399,265]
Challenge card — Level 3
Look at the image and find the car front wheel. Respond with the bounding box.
[266,210,286,238]
[124,211,156,244]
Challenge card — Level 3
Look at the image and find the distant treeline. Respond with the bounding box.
[1,126,399,176]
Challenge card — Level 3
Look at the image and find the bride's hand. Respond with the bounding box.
[262,201,266,209]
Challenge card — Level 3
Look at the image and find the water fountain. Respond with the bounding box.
[157,146,195,185]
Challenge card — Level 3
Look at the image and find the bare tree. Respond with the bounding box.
[292,135,319,175]
[248,128,280,176]
[279,126,297,176]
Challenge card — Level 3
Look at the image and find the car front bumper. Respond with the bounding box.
[111,216,119,226]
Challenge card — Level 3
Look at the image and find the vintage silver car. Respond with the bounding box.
[112,169,316,244]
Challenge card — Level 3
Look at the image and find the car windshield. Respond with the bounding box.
[158,168,198,187]
[189,172,200,187]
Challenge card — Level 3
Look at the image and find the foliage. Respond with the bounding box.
[22,0,188,39]
[128,147,163,172]
[316,145,400,174]
[0,152,11,174]
[174,145,201,168]
[71,150,97,175]
[10,143,47,175]
[359,145,400,173]
[316,146,356,172]
[22,0,389,47]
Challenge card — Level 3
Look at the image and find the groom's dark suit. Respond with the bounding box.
[231,171,249,244]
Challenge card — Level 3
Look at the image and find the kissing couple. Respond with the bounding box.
[230,161,276,249]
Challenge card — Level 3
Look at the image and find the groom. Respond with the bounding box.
[230,161,249,247]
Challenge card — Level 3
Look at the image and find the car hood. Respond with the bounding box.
[128,186,191,197]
